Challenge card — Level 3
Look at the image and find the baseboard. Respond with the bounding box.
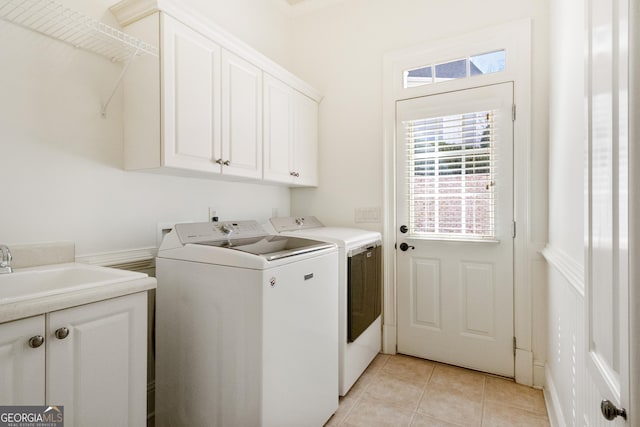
[533,359,546,388]
[515,348,533,386]
[544,366,567,427]
[382,323,397,354]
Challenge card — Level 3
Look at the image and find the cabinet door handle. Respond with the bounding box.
[55,327,70,340]
[215,158,223,165]
[28,335,44,348]
[223,160,230,166]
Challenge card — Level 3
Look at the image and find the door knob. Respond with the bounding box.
[28,335,44,348]
[55,327,70,340]
[400,225,408,234]
[600,400,627,421]
[399,243,415,251]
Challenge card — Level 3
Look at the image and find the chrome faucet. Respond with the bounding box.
[0,245,12,274]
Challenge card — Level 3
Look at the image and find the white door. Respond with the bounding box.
[396,83,514,377]
[0,315,45,404]
[47,293,147,427]
[585,0,630,423]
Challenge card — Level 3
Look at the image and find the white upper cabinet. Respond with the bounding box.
[113,0,321,186]
[221,49,263,179]
[292,90,319,187]
[263,74,295,183]
[162,15,221,174]
[263,74,318,187]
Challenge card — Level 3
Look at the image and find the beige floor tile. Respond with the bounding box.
[368,353,391,371]
[325,354,550,427]
[417,387,483,427]
[343,397,414,427]
[484,376,547,416]
[427,364,486,400]
[382,354,435,383]
[325,392,362,426]
[482,400,550,427]
[410,413,465,426]
[364,370,427,411]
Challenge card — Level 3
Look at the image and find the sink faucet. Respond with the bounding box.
[0,245,12,274]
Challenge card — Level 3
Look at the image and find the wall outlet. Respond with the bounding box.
[208,207,218,222]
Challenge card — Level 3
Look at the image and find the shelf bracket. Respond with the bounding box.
[101,47,140,118]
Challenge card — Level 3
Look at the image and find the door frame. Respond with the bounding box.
[631,0,640,418]
[382,19,536,385]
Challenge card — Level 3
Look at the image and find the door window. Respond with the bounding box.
[402,110,496,240]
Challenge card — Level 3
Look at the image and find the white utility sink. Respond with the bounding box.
[0,263,147,305]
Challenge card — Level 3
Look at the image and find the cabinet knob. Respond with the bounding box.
[55,327,70,340]
[290,171,299,177]
[28,335,44,348]
[215,158,223,165]
[223,160,230,166]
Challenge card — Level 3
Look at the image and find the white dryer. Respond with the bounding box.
[267,216,382,396]
[155,220,338,427]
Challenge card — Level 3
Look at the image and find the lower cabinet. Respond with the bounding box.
[0,292,147,426]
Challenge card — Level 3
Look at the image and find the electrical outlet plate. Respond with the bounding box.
[208,207,217,222]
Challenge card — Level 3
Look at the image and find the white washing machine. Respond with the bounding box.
[155,220,339,427]
[266,216,382,396]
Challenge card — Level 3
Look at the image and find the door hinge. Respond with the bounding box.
[512,104,516,121]
[513,337,517,356]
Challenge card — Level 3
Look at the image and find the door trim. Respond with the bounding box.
[382,19,536,385]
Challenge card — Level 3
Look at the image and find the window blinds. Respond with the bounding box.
[403,110,497,240]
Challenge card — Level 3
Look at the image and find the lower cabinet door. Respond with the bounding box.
[0,315,45,405]
[46,293,147,427]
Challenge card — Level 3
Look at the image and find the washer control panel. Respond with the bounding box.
[175,221,266,244]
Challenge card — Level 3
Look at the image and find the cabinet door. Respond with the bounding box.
[0,315,45,405]
[47,293,147,427]
[221,49,263,179]
[162,14,222,173]
[263,74,294,183]
[292,91,319,187]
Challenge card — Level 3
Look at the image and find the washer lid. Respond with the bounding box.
[216,235,334,261]
[174,221,334,261]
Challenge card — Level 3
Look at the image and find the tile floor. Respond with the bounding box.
[325,354,550,427]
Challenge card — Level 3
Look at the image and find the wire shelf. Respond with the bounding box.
[0,0,158,62]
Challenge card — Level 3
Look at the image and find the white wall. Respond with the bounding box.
[0,0,292,257]
[289,0,549,240]
[289,0,550,383]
